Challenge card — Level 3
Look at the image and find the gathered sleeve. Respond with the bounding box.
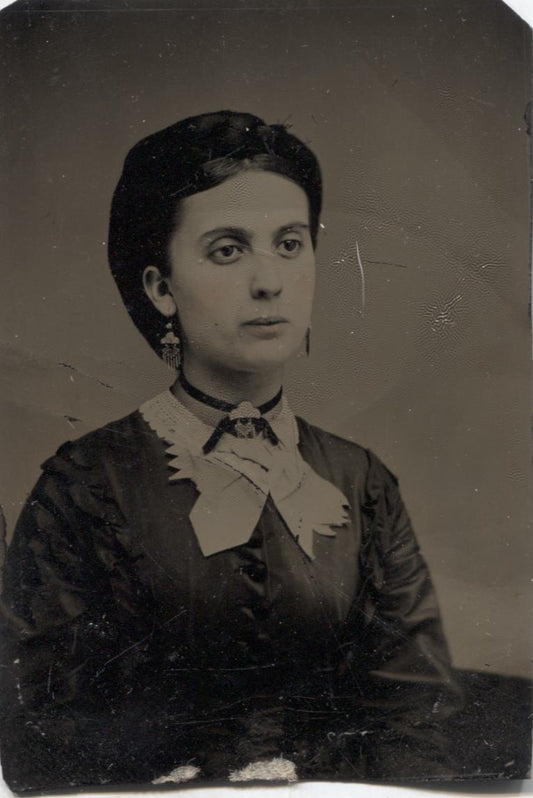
[0,443,155,790]
[327,451,463,779]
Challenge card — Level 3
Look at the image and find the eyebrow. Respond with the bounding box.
[199,222,310,244]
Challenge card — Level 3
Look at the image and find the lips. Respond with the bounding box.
[243,316,288,326]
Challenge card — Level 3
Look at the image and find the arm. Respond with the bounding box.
[339,452,463,779]
[0,445,153,790]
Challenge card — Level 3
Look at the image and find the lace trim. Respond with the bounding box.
[139,391,350,559]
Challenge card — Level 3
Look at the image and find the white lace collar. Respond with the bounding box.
[140,390,350,559]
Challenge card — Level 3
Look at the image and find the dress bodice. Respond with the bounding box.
[0,409,461,790]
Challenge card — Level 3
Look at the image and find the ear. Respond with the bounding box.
[142,266,177,317]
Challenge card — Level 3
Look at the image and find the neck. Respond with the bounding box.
[170,363,283,428]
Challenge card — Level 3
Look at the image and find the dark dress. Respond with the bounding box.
[0,410,461,791]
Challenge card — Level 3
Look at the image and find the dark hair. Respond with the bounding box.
[108,110,322,356]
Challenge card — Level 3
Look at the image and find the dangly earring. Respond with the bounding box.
[160,318,182,371]
[305,327,311,357]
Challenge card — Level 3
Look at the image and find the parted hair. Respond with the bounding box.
[108,110,322,356]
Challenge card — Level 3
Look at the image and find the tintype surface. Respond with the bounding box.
[0,0,531,792]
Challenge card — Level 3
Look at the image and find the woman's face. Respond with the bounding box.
[146,170,316,379]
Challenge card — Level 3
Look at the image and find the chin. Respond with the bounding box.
[231,347,296,375]
[230,357,288,376]
[205,334,303,377]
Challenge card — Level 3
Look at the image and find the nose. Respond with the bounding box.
[249,254,282,300]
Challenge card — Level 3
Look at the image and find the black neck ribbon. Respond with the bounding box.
[177,371,283,454]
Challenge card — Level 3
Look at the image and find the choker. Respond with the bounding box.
[177,371,283,454]
[178,370,282,415]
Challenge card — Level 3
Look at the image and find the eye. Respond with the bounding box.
[208,242,244,264]
[277,237,302,258]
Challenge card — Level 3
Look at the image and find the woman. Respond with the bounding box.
[0,111,461,792]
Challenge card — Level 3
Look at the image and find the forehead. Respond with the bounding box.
[177,171,310,234]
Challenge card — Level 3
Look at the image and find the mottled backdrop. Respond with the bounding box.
[0,0,531,677]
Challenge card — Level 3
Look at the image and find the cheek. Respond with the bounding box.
[289,264,316,305]
[175,274,242,334]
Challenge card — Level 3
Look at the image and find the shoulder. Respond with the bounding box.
[296,415,368,464]
[40,409,156,481]
[18,409,164,533]
[295,415,399,498]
